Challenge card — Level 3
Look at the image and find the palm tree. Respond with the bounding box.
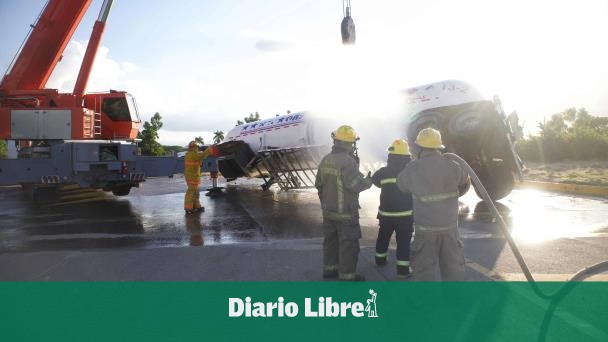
[213,130,224,144]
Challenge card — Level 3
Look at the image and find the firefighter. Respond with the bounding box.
[184,141,218,214]
[371,139,414,278]
[396,128,470,281]
[315,125,373,281]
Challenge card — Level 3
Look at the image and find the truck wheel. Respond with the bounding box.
[111,186,131,196]
[448,111,487,150]
[473,165,515,201]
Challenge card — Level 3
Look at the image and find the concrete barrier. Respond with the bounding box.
[516,180,608,197]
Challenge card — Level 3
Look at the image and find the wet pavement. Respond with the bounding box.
[1,175,608,281]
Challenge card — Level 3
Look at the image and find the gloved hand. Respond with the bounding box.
[208,145,221,157]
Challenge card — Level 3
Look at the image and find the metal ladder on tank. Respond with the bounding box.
[256,145,328,190]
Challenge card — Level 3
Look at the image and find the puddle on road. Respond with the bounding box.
[2,178,607,252]
[459,189,608,244]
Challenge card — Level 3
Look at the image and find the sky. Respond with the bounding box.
[1,0,608,145]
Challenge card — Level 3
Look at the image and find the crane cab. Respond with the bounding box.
[84,91,141,140]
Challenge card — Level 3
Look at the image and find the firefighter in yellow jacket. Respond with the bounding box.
[184,141,218,214]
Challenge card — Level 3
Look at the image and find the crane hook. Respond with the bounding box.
[341,0,356,45]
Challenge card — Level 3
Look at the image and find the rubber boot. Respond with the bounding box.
[397,265,411,279]
[375,255,387,266]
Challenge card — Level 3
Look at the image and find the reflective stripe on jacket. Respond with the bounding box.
[371,154,413,218]
[396,150,470,231]
[315,149,372,221]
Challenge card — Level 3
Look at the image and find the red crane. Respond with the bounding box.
[0,0,140,143]
[0,0,180,202]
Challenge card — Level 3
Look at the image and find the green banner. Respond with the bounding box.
[1,282,607,341]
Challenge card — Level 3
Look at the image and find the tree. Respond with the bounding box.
[194,136,205,145]
[517,107,608,162]
[235,111,261,126]
[245,112,261,123]
[137,112,165,156]
[0,140,7,158]
[213,130,224,144]
[163,145,186,155]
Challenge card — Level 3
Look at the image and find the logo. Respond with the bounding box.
[228,289,379,318]
[365,289,378,318]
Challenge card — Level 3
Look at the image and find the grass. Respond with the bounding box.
[523,160,608,186]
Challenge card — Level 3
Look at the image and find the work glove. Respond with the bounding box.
[208,146,221,157]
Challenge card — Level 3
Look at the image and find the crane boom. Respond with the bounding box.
[0,0,93,91]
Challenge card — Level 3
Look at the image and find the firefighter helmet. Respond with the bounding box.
[331,125,358,143]
[415,128,445,149]
[388,139,410,155]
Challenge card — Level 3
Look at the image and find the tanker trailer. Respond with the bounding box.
[217,112,335,190]
[404,80,523,200]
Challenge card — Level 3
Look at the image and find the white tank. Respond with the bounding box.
[225,112,332,153]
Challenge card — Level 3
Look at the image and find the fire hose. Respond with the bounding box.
[444,153,608,299]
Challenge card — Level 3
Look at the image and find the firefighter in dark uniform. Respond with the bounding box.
[397,128,470,281]
[371,139,414,278]
[315,125,373,281]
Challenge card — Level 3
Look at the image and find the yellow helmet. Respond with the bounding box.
[415,128,445,149]
[388,139,410,155]
[331,125,358,143]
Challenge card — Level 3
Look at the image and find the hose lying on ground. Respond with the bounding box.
[444,153,608,299]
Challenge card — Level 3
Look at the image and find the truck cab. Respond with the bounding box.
[405,80,524,200]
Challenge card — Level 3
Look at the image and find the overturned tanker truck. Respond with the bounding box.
[216,80,523,200]
[216,112,333,190]
[405,80,524,200]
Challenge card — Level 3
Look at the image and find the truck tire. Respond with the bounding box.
[448,111,488,151]
[111,186,131,196]
[473,165,515,201]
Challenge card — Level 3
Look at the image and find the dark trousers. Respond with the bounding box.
[376,216,414,264]
[323,217,362,278]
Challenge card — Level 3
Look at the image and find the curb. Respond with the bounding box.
[516,180,608,197]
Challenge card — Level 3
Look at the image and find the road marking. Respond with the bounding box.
[466,260,505,280]
[466,260,608,341]
[461,232,608,239]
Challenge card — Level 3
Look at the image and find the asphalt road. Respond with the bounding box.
[1,175,608,282]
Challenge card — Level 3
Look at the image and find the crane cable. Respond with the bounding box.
[444,153,608,300]
[343,0,352,17]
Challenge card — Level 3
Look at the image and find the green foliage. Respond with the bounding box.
[0,140,7,158]
[194,136,205,145]
[516,108,608,162]
[213,130,224,144]
[137,112,165,156]
[236,112,261,126]
[163,145,186,155]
